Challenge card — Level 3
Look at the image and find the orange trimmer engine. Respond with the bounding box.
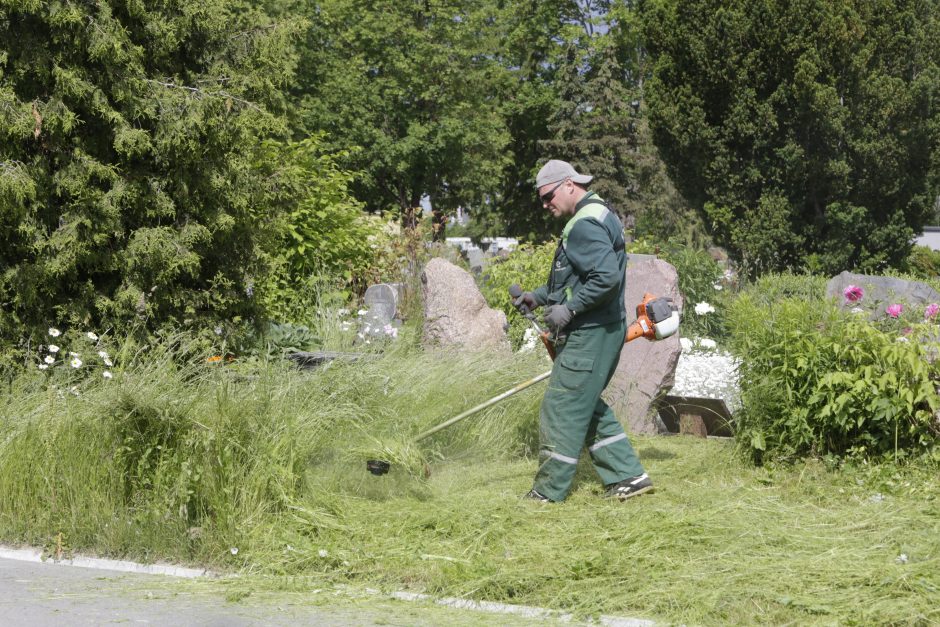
[626,293,680,342]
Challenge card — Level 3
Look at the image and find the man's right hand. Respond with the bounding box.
[508,284,540,313]
[512,291,539,313]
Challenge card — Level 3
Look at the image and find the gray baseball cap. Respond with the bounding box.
[535,159,593,188]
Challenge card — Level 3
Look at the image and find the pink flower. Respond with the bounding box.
[925,303,939,320]
[843,285,864,302]
[886,304,903,319]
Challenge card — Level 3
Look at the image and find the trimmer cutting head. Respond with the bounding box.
[366,459,390,476]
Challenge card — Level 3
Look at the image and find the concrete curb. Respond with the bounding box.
[0,545,211,579]
[0,545,655,625]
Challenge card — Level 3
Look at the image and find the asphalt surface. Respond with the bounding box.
[0,557,568,626]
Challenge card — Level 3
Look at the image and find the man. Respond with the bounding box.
[513,159,653,503]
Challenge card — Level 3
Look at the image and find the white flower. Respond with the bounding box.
[230,547,239,555]
[357,309,368,316]
[48,327,61,337]
[69,351,78,357]
[104,358,113,367]
[340,321,352,331]
[897,337,910,343]
[896,553,909,564]
[98,350,109,359]
[851,307,865,314]
[713,283,723,291]
[70,357,82,368]
[699,338,717,349]
[86,331,98,341]
[694,302,715,315]
[38,364,49,370]
[102,371,113,379]
[214,327,223,336]
[48,344,60,353]
[518,328,539,353]
[338,308,350,317]
[318,549,329,558]
[679,337,693,351]
[44,355,55,364]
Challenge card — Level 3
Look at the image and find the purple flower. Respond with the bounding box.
[843,285,864,302]
[925,303,939,320]
[886,304,903,319]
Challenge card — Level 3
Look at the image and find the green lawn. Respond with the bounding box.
[1,347,937,625]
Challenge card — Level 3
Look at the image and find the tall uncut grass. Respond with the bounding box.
[1,336,938,624]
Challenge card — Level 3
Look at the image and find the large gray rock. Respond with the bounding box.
[604,256,684,435]
[827,271,940,318]
[421,258,511,353]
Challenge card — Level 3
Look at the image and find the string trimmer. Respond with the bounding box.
[365,286,679,476]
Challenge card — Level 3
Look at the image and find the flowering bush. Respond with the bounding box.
[727,294,940,462]
[843,284,864,302]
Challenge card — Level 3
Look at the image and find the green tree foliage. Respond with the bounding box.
[485,0,594,241]
[483,0,698,245]
[289,0,511,227]
[0,0,301,348]
[643,0,940,276]
[540,42,642,218]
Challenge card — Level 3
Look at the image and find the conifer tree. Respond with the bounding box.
[0,0,300,347]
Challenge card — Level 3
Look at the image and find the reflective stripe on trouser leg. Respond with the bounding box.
[585,399,644,486]
[533,320,633,502]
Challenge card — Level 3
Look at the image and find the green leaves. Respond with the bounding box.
[643,0,940,276]
[0,0,300,352]
[728,287,940,462]
[291,0,511,218]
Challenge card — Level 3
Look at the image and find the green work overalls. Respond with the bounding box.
[530,193,646,501]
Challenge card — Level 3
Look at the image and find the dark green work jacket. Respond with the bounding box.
[532,192,627,330]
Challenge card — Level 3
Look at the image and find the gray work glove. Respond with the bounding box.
[513,291,540,313]
[543,304,574,332]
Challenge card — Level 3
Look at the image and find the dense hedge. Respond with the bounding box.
[0,0,300,361]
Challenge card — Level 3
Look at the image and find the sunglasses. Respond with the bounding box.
[540,179,566,204]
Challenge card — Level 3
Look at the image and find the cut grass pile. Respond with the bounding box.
[0,341,938,625]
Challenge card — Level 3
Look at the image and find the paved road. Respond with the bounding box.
[0,557,567,626]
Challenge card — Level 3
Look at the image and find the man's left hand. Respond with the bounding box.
[544,305,573,331]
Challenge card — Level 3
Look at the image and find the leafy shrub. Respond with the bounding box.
[661,246,728,341]
[253,138,389,317]
[734,272,828,307]
[478,241,557,349]
[728,295,940,463]
[0,1,302,365]
[902,245,940,279]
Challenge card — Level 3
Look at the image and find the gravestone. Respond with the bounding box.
[358,283,402,341]
[827,271,940,318]
[421,258,511,353]
[605,255,684,435]
[464,247,485,275]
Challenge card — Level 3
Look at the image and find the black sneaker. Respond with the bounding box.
[524,489,553,503]
[605,473,654,500]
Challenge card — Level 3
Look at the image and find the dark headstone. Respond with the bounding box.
[658,395,734,437]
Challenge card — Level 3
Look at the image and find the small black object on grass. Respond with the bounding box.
[366,459,390,476]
